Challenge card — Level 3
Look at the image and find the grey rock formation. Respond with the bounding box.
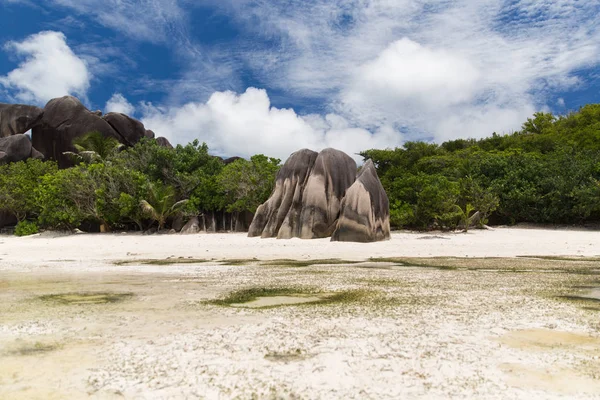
[103,112,148,146]
[331,160,391,242]
[250,149,390,242]
[145,129,156,139]
[0,134,43,164]
[155,136,173,148]
[0,211,17,229]
[248,149,318,238]
[0,103,44,137]
[31,96,122,167]
[180,216,201,234]
[249,148,357,239]
[223,156,242,165]
[296,148,356,239]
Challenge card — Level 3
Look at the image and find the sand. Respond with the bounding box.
[0,227,599,267]
[0,227,599,399]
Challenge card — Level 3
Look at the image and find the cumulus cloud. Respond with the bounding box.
[217,0,600,142]
[0,31,90,105]
[105,93,135,115]
[50,0,186,43]
[141,88,402,161]
[351,38,480,108]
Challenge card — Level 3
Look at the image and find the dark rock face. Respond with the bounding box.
[0,103,44,137]
[249,148,358,239]
[250,149,390,242]
[331,160,391,242]
[0,211,17,229]
[155,136,173,148]
[0,134,42,164]
[297,148,357,239]
[145,129,156,139]
[102,112,148,146]
[223,156,242,165]
[31,96,122,167]
[180,217,200,234]
[248,149,318,238]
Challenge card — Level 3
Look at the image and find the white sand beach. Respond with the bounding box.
[1,228,599,399]
[1,227,599,266]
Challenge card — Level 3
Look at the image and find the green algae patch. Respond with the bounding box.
[218,258,258,266]
[517,256,600,262]
[265,349,311,362]
[207,287,374,308]
[114,258,210,266]
[39,292,133,305]
[358,278,408,287]
[260,259,361,268]
[368,257,458,270]
[7,341,63,356]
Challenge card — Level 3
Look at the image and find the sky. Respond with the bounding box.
[0,0,599,160]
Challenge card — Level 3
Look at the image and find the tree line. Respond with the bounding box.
[0,136,280,235]
[361,104,600,229]
[1,104,599,235]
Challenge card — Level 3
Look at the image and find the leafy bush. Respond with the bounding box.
[15,220,39,236]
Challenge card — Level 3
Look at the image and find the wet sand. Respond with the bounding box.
[1,229,599,399]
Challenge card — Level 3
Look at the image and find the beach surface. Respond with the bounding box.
[1,228,599,399]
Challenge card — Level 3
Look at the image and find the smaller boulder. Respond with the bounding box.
[0,134,39,164]
[0,103,44,137]
[156,137,173,148]
[180,217,201,234]
[331,160,391,242]
[103,112,147,146]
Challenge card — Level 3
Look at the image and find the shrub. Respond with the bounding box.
[15,220,39,236]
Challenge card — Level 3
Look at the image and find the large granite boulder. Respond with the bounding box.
[155,136,173,148]
[0,211,17,229]
[102,112,148,146]
[249,148,357,239]
[31,96,122,167]
[0,134,44,164]
[248,149,318,238]
[296,148,356,239]
[249,149,390,242]
[180,216,201,234]
[0,103,44,137]
[331,160,391,242]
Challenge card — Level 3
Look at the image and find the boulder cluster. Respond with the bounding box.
[248,148,391,242]
[0,96,172,166]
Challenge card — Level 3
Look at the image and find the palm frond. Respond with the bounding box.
[140,200,159,221]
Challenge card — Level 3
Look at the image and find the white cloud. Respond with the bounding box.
[105,93,135,115]
[217,0,600,142]
[50,0,186,43]
[351,38,480,107]
[141,88,402,161]
[0,31,90,105]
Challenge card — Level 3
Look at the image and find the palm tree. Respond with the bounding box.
[454,203,476,232]
[140,182,189,230]
[64,131,123,163]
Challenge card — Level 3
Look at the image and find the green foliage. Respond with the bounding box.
[140,181,189,230]
[35,166,95,230]
[3,103,600,233]
[64,131,123,163]
[217,154,280,213]
[0,159,58,221]
[363,106,600,229]
[14,220,39,236]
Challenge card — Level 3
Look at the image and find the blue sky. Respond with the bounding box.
[1,0,599,159]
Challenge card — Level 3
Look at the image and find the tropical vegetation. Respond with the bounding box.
[1,104,599,235]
